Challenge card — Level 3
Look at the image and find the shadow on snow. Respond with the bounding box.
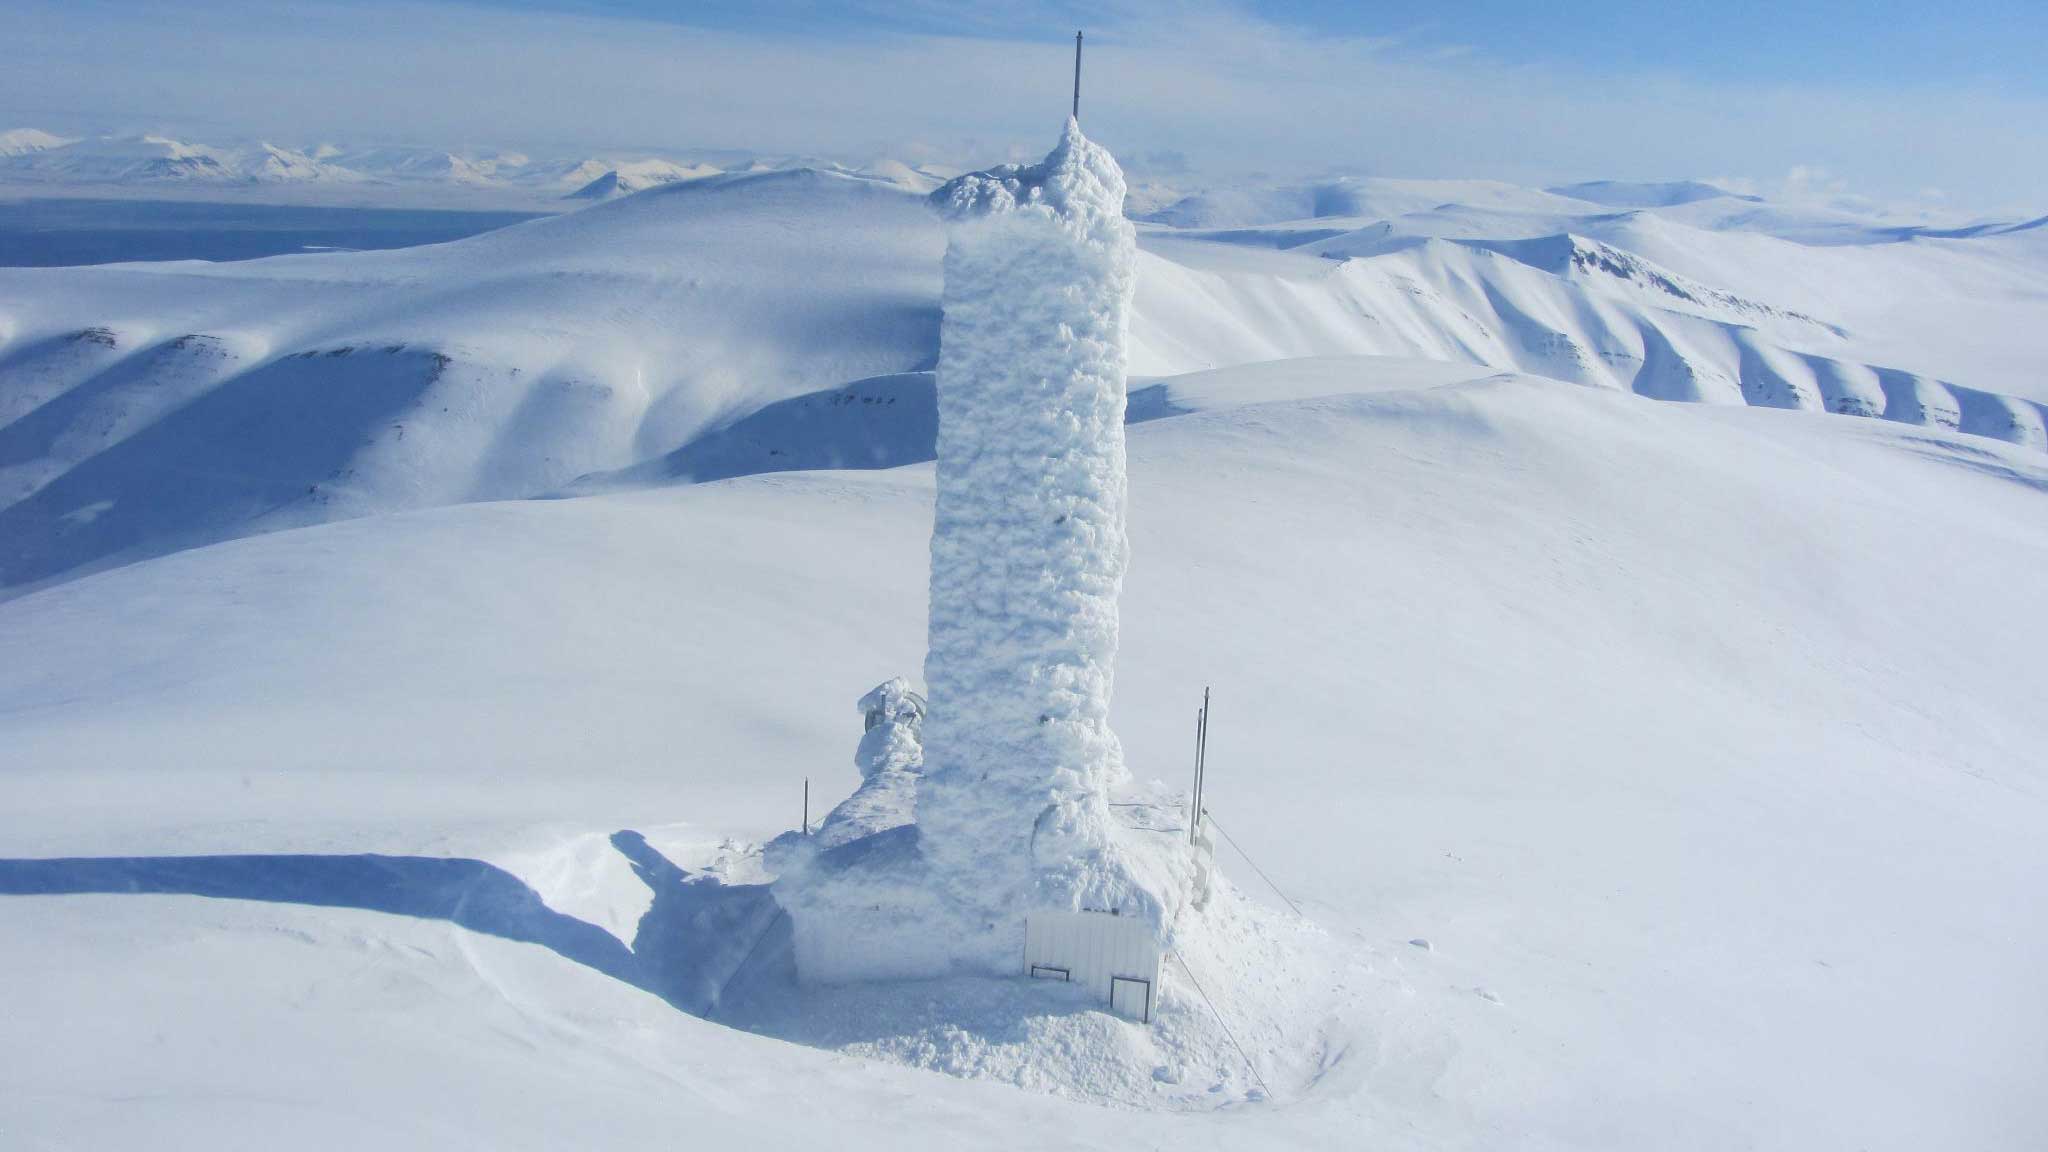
[568,372,1189,493]
[0,831,794,1021]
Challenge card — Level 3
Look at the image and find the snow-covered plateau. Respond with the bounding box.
[1,141,2044,1150]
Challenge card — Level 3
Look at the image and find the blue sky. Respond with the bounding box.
[4,0,2043,213]
[1270,0,2044,92]
[480,0,2048,92]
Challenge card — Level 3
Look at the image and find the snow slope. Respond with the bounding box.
[0,169,944,591]
[1144,190,2048,407]
[3,134,245,184]
[1546,178,1760,208]
[2,166,2043,595]
[565,160,723,200]
[2,158,2045,1149]
[0,128,73,157]
[1140,176,1598,230]
[0,132,379,186]
[1134,230,2048,438]
[3,363,2044,1148]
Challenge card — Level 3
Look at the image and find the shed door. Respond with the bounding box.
[1109,975,1152,1023]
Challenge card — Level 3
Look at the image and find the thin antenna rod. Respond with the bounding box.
[1196,680,1204,844]
[1072,31,1084,121]
[803,777,810,836]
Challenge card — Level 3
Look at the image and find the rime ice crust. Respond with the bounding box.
[769,123,1176,987]
[929,118,1133,235]
[854,677,924,781]
[914,120,1158,970]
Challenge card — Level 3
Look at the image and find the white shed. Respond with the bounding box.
[1024,909,1162,1022]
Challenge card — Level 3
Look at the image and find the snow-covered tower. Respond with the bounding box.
[912,119,1162,975]
[770,121,1180,1016]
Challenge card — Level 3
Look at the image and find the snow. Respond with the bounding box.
[7,134,244,184]
[246,142,367,184]
[1547,178,1761,208]
[1129,228,2048,426]
[0,129,947,210]
[914,119,1169,971]
[855,678,925,779]
[783,678,924,853]
[2,147,2047,1148]
[0,128,74,157]
[564,160,723,200]
[1138,176,1597,230]
[0,168,944,592]
[768,124,1187,995]
[4,366,2045,1146]
[6,154,2036,600]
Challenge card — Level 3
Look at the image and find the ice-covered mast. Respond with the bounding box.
[1072,30,1083,121]
[772,45,1183,1004]
[910,103,1165,973]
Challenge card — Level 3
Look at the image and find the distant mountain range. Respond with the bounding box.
[2,127,2031,249]
[0,128,956,205]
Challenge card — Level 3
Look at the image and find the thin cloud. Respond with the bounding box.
[2,0,2042,215]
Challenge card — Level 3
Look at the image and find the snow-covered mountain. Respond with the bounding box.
[1137,175,1599,230]
[565,159,724,200]
[1141,172,2019,249]
[3,134,245,183]
[1,166,2042,589]
[0,133,373,186]
[242,142,367,183]
[320,145,515,185]
[0,127,916,204]
[0,127,73,157]
[1,157,2044,1150]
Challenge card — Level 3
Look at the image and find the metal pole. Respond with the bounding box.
[1196,684,1204,840]
[803,777,810,835]
[1072,31,1083,121]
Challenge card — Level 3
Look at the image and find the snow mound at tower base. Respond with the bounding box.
[768,780,1196,989]
[756,764,1348,1108]
[726,872,1363,1111]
